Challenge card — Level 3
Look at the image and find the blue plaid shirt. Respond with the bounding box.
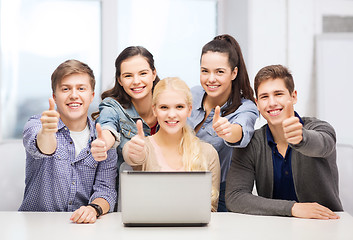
[19,115,117,212]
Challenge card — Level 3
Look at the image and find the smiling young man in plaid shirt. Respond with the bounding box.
[19,60,117,224]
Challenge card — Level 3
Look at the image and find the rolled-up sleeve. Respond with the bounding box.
[96,98,121,148]
[89,148,118,212]
[226,99,259,148]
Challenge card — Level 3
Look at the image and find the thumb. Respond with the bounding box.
[213,106,221,123]
[136,119,144,138]
[49,98,56,111]
[96,123,103,140]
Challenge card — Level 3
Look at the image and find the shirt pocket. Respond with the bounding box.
[119,120,138,140]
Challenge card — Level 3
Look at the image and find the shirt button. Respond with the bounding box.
[71,163,74,166]
[285,171,289,175]
[68,201,72,205]
[94,164,97,168]
[72,182,75,185]
[70,142,73,144]
[65,128,68,131]
[87,151,89,154]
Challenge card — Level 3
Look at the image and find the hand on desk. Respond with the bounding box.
[70,206,97,224]
[291,202,340,220]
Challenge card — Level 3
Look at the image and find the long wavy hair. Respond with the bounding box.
[201,34,255,116]
[152,77,219,204]
[92,46,160,119]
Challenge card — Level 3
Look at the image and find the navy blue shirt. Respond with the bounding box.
[266,112,303,201]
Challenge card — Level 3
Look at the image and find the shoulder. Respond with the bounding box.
[200,141,218,158]
[190,86,205,101]
[238,98,258,113]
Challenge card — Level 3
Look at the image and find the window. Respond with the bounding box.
[0,0,217,140]
[0,0,101,139]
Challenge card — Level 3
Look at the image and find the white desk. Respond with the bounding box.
[1,212,353,240]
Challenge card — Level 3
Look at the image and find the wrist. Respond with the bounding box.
[88,203,103,217]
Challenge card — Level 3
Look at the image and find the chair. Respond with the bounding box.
[336,144,353,216]
[0,140,26,211]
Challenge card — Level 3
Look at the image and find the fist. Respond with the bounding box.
[91,123,108,162]
[40,98,60,134]
[125,120,146,163]
[282,116,303,145]
[212,106,231,138]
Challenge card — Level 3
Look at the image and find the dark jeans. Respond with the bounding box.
[217,181,228,212]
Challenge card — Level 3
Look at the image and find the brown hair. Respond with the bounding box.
[51,59,95,92]
[201,34,255,116]
[254,64,294,97]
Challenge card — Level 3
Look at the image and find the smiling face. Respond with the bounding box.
[53,73,94,130]
[118,55,157,104]
[200,51,237,105]
[256,78,297,128]
[152,89,192,136]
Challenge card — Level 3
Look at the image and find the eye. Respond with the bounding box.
[201,69,208,73]
[79,86,86,91]
[123,74,132,78]
[259,95,268,100]
[176,105,185,109]
[159,105,168,110]
[140,72,147,76]
[62,87,69,92]
[217,70,225,74]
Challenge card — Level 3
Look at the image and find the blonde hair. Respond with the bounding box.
[153,77,218,204]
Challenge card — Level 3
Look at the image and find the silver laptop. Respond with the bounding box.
[120,171,212,226]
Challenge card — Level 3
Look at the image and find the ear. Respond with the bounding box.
[90,91,95,104]
[187,105,192,118]
[231,67,238,81]
[255,98,260,112]
[52,93,56,102]
[152,105,157,117]
[291,90,298,105]
[117,77,123,86]
[152,70,157,82]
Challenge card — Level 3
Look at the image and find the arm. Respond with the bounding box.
[70,198,110,224]
[225,144,295,216]
[212,106,242,143]
[287,118,336,158]
[37,98,60,154]
[213,100,259,146]
[205,143,221,212]
[70,147,118,223]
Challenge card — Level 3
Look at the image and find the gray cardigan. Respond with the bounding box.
[225,117,343,216]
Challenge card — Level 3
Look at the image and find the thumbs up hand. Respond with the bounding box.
[91,123,108,162]
[212,106,231,139]
[282,101,302,145]
[40,98,60,134]
[124,120,146,164]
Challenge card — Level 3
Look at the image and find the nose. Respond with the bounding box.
[132,75,141,85]
[208,73,216,83]
[168,108,177,118]
[70,88,79,99]
[268,95,277,106]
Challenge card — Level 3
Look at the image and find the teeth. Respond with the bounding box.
[133,87,144,91]
[69,103,80,107]
[167,121,177,124]
[208,85,218,89]
[269,110,280,114]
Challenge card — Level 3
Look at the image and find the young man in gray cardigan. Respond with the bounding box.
[225,64,342,219]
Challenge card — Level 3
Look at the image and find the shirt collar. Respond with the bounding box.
[193,87,230,111]
[57,117,96,142]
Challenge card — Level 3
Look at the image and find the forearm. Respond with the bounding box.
[36,129,57,154]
